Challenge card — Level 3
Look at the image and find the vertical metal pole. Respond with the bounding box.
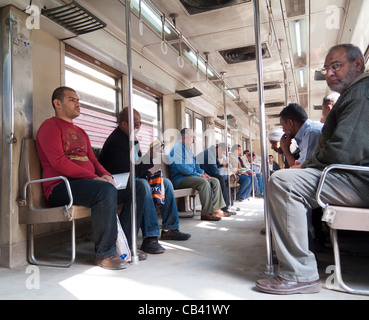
[249,116,255,199]
[125,0,139,265]
[253,0,274,276]
[221,72,232,206]
[265,0,289,106]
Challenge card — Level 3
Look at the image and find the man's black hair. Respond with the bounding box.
[279,103,308,124]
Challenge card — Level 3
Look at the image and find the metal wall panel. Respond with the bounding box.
[0,5,33,268]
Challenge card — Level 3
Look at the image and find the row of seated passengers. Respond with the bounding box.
[33,84,339,271]
[37,43,369,295]
[36,87,321,271]
[36,87,264,271]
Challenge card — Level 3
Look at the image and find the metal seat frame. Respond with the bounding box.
[316,164,369,296]
[18,139,91,268]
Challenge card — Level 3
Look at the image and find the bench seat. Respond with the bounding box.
[18,139,91,268]
[151,154,198,215]
[317,164,369,296]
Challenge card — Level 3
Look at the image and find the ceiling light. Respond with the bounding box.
[295,20,302,57]
[226,89,237,100]
[131,0,171,35]
[296,69,307,89]
[185,51,215,77]
[299,69,304,87]
[288,18,307,66]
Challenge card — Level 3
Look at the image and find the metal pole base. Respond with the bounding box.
[130,255,140,265]
[264,264,275,276]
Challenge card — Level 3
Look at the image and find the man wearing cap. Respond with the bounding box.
[268,128,299,169]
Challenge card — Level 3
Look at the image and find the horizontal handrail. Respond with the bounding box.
[316,164,369,209]
[23,176,74,219]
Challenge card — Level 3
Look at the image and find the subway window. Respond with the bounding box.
[132,82,163,154]
[215,123,232,149]
[64,46,122,148]
[195,117,204,156]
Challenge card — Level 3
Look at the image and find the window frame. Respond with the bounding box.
[64,46,164,151]
[64,45,123,148]
[185,109,205,155]
[65,45,123,116]
[132,79,164,154]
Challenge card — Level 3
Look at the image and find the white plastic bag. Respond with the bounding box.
[116,215,131,262]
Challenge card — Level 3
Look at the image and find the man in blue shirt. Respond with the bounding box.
[169,129,227,221]
[279,104,323,168]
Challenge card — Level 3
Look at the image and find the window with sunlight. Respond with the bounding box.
[65,49,121,148]
[133,87,162,154]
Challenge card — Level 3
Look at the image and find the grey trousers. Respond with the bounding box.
[178,176,226,216]
[268,168,369,282]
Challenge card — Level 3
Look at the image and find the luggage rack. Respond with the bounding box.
[42,1,106,37]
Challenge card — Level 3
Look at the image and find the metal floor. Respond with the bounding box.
[0,198,368,300]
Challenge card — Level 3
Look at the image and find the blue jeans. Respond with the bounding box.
[255,173,263,196]
[118,178,180,248]
[48,179,118,259]
[236,174,253,200]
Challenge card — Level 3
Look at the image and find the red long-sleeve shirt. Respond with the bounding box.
[36,117,111,200]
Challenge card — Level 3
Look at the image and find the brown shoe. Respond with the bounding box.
[213,210,231,217]
[256,276,321,295]
[96,254,128,270]
[201,213,221,221]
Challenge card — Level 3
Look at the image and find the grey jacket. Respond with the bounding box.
[303,73,369,201]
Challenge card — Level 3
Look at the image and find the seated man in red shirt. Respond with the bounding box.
[36,86,125,271]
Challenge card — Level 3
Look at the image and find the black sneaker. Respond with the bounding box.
[141,237,165,254]
[161,229,191,241]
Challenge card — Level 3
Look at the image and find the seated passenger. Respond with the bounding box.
[246,152,264,197]
[321,92,340,123]
[229,145,253,201]
[36,86,126,270]
[98,108,190,255]
[169,128,227,221]
[268,127,299,169]
[279,103,323,168]
[197,143,236,215]
[268,155,280,175]
[256,44,369,295]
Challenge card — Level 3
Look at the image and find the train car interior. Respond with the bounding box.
[0,0,368,300]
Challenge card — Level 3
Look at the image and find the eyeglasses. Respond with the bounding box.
[321,61,349,75]
[134,122,142,129]
[123,120,142,129]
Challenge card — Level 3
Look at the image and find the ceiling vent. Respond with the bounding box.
[42,1,106,37]
[265,102,285,108]
[219,43,271,65]
[180,0,251,15]
[244,82,282,92]
[314,70,326,81]
[236,101,249,113]
[175,87,203,99]
[284,0,306,18]
[218,114,235,120]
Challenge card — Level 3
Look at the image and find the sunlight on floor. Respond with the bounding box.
[58,268,191,300]
[196,221,229,232]
[158,241,195,252]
